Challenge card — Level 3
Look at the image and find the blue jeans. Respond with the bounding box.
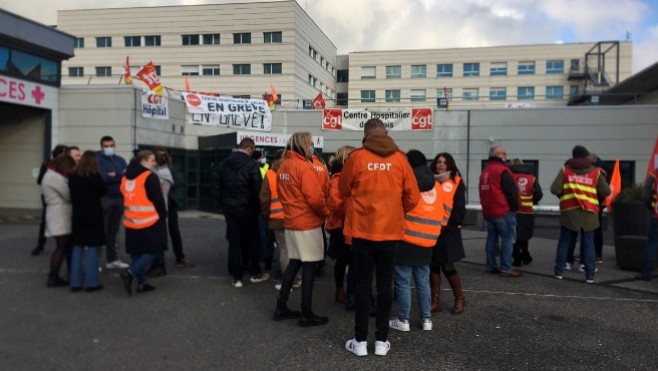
[129,253,156,285]
[640,218,658,277]
[555,227,595,279]
[70,245,100,288]
[485,212,517,272]
[394,264,431,322]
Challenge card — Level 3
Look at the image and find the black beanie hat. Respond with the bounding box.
[406,149,427,168]
[572,145,590,159]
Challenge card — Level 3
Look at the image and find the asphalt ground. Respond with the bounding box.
[1,211,657,370]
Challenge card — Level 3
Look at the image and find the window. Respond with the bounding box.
[337,69,349,82]
[437,64,453,77]
[308,74,317,87]
[411,65,426,78]
[518,86,535,100]
[182,34,200,45]
[518,61,535,75]
[264,63,282,74]
[463,63,480,76]
[95,66,111,77]
[96,37,111,48]
[202,65,220,76]
[233,33,251,44]
[385,90,400,102]
[385,65,401,79]
[337,92,348,106]
[361,90,375,103]
[490,62,507,76]
[570,85,579,96]
[233,64,251,75]
[546,60,564,74]
[436,88,453,107]
[308,46,318,59]
[154,65,161,76]
[203,34,220,45]
[264,31,282,43]
[546,86,564,100]
[124,36,141,47]
[489,87,507,100]
[68,67,83,77]
[144,35,161,46]
[570,59,580,72]
[410,89,426,102]
[181,65,199,76]
[462,88,479,101]
[74,38,84,48]
[361,66,376,79]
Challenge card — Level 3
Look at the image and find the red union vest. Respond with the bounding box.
[120,171,159,229]
[438,176,461,226]
[650,170,658,219]
[265,169,284,220]
[403,182,445,248]
[512,173,536,214]
[559,167,600,213]
[479,161,513,218]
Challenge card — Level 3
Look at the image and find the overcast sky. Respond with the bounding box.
[4,0,658,73]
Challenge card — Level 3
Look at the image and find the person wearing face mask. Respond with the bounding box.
[96,136,130,270]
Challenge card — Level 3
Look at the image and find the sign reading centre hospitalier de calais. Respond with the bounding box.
[322,108,433,131]
[183,92,272,132]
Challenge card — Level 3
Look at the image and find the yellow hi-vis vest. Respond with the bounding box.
[121,171,159,229]
[402,182,445,248]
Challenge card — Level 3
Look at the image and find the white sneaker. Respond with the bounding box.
[579,264,598,273]
[389,318,410,332]
[422,319,433,331]
[250,273,271,283]
[274,283,293,292]
[586,279,595,284]
[564,262,572,271]
[374,340,391,356]
[292,279,302,288]
[555,275,563,280]
[106,260,129,269]
[345,339,367,356]
[232,280,243,288]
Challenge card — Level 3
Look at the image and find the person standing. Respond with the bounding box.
[479,145,521,277]
[216,138,269,287]
[551,145,610,283]
[67,146,81,164]
[68,151,106,292]
[41,155,77,287]
[389,150,441,333]
[272,132,330,327]
[509,159,543,267]
[96,136,129,270]
[118,150,167,294]
[636,168,658,281]
[340,118,420,357]
[429,152,467,314]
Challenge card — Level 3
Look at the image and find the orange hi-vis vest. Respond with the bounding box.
[512,173,536,214]
[438,176,461,226]
[402,182,445,248]
[559,167,600,214]
[265,169,284,220]
[120,171,159,229]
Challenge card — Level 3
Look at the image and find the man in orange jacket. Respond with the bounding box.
[340,118,420,357]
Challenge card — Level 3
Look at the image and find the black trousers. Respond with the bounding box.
[168,202,185,261]
[225,212,262,280]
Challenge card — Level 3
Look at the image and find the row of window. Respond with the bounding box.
[80,32,283,48]
[0,44,59,84]
[358,86,569,103]
[361,60,570,79]
[307,74,334,97]
[308,45,334,75]
[68,63,285,77]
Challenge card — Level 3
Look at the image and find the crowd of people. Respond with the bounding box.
[35,122,658,357]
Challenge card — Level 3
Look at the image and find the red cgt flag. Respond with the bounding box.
[136,61,163,95]
[263,92,275,110]
[645,134,658,180]
[605,158,621,212]
[312,93,325,109]
[124,56,133,85]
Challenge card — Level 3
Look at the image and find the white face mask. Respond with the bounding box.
[103,147,115,156]
[259,157,267,164]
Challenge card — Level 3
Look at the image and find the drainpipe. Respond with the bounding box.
[466,110,471,205]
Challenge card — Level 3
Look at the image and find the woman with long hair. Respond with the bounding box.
[429,152,466,314]
[68,151,106,291]
[273,132,330,327]
[41,154,77,287]
[326,145,356,309]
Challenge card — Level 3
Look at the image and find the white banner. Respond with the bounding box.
[183,92,272,132]
[236,131,323,148]
[321,108,433,131]
[141,90,169,119]
[0,75,57,110]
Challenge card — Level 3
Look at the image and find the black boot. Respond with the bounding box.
[345,294,355,311]
[299,305,328,327]
[521,245,533,265]
[273,299,300,321]
[512,243,523,267]
[47,274,69,288]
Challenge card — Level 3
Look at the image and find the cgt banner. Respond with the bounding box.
[141,90,169,119]
[183,92,272,132]
[322,108,433,131]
